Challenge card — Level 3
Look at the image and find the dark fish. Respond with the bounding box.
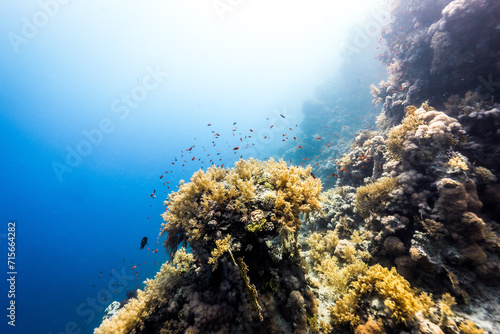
[140,237,148,249]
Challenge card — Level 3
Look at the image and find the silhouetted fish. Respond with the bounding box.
[140,237,148,249]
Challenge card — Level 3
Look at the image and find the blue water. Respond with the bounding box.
[0,1,385,333]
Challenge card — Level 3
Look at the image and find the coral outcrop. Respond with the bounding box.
[95,159,323,334]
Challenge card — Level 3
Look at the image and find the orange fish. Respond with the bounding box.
[316,137,321,139]
[298,146,303,149]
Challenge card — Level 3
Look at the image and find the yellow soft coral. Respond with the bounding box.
[329,264,434,328]
[208,234,232,270]
[94,248,194,334]
[459,320,485,334]
[161,158,322,259]
[355,177,398,218]
[386,105,423,160]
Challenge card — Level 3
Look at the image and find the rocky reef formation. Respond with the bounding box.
[306,103,499,333]
[372,0,500,128]
[301,0,500,332]
[95,159,323,333]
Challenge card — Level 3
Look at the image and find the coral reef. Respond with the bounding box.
[95,159,322,334]
[94,1,500,333]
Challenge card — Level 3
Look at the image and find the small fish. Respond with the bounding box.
[140,237,148,249]
[233,147,239,150]
[316,137,322,140]
[207,123,212,126]
[280,114,285,118]
[297,146,303,149]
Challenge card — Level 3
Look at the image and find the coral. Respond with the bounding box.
[307,230,339,267]
[436,179,482,223]
[445,154,469,172]
[383,236,405,255]
[386,106,423,160]
[460,244,487,266]
[438,293,456,328]
[208,234,232,270]
[355,177,398,218]
[419,217,445,240]
[94,248,194,334]
[459,320,485,334]
[236,257,263,321]
[160,158,322,261]
[329,264,434,327]
[473,166,495,185]
[394,255,416,279]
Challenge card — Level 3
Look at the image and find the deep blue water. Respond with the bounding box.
[0,1,385,333]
